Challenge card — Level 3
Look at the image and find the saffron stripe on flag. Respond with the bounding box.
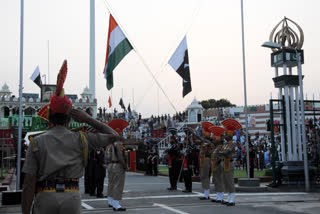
[104,15,119,68]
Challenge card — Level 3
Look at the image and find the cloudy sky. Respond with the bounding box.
[1,0,320,117]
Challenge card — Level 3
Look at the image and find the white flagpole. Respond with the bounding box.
[89,0,96,99]
[240,0,250,179]
[17,0,24,190]
[42,74,46,84]
[47,40,50,84]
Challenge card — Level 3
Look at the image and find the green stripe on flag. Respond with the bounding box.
[106,39,133,90]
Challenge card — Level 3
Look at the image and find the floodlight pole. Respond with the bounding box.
[240,0,250,178]
[17,0,24,190]
[296,51,310,192]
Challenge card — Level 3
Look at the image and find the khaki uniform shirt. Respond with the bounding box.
[22,126,117,181]
[111,142,127,163]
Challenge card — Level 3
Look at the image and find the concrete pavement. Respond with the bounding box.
[1,171,320,213]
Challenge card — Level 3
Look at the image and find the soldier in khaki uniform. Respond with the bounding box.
[107,141,127,211]
[199,142,212,200]
[106,119,129,211]
[191,131,212,200]
[21,61,121,214]
[209,126,226,203]
[187,127,212,199]
[219,118,242,206]
[220,131,236,206]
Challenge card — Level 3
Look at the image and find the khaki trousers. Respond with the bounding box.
[213,162,224,192]
[200,158,211,190]
[222,162,235,193]
[33,192,81,214]
[107,163,125,200]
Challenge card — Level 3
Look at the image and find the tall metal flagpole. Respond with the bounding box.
[47,40,50,84]
[240,0,250,178]
[17,0,25,190]
[89,0,96,99]
[297,52,310,191]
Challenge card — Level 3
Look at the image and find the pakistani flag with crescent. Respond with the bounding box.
[103,15,133,90]
[168,36,192,97]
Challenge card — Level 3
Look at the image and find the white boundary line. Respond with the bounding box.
[82,202,94,210]
[81,192,308,202]
[153,203,190,214]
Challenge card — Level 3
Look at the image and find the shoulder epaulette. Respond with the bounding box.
[79,131,88,167]
[29,136,38,151]
[28,132,45,151]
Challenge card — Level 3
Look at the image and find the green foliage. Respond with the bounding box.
[158,166,169,175]
[264,169,273,176]
[0,169,8,182]
[234,169,267,177]
[199,98,236,110]
[158,166,267,177]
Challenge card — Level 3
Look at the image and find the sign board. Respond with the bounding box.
[271,48,304,67]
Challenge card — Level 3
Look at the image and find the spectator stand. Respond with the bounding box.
[0,129,15,180]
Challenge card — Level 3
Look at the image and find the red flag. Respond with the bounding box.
[108,96,112,108]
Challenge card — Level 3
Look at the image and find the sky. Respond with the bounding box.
[1,0,320,117]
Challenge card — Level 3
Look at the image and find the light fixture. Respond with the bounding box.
[262,41,282,49]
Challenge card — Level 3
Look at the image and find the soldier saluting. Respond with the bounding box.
[219,119,242,206]
[188,126,212,200]
[209,126,226,203]
[106,119,129,211]
[21,60,121,214]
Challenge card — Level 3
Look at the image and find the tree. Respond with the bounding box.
[199,98,235,109]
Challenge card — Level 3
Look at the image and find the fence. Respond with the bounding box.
[0,129,15,178]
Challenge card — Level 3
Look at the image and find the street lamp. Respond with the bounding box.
[261,41,282,49]
[262,41,310,192]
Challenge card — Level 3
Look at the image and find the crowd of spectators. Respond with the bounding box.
[96,108,188,140]
[96,107,320,170]
[233,118,320,171]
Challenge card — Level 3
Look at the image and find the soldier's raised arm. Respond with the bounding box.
[71,109,119,136]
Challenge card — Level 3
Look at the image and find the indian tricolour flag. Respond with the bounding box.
[103,15,133,90]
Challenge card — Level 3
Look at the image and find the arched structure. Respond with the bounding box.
[187,98,203,124]
[0,83,12,98]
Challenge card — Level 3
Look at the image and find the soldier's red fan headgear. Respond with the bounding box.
[208,126,225,137]
[108,119,129,134]
[202,121,214,137]
[221,119,242,136]
[38,60,72,120]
